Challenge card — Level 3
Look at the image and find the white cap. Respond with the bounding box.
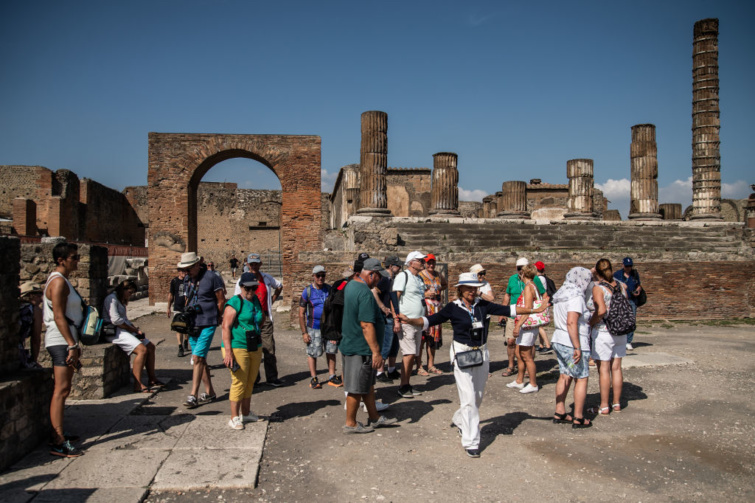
[312,265,326,274]
[455,272,483,287]
[470,264,485,274]
[405,251,427,265]
[516,257,529,267]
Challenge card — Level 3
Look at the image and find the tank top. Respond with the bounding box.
[587,283,614,330]
[43,272,83,347]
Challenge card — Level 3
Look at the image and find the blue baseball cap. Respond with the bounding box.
[623,257,633,267]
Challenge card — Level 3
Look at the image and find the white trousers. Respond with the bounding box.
[451,341,490,450]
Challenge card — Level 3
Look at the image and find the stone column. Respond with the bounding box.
[342,164,360,220]
[659,203,682,220]
[482,196,496,218]
[494,191,503,216]
[564,159,597,219]
[429,152,460,216]
[497,181,529,219]
[746,185,755,229]
[629,124,662,220]
[357,111,391,216]
[691,18,723,220]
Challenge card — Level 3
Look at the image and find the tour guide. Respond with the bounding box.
[400,272,547,458]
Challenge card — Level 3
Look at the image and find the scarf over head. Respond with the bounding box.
[551,267,593,305]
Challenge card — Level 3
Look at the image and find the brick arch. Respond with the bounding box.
[147,133,322,306]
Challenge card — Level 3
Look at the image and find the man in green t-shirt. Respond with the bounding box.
[501,257,546,376]
[340,258,397,434]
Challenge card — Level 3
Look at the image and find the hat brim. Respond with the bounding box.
[177,258,201,269]
[456,281,484,287]
[240,281,259,287]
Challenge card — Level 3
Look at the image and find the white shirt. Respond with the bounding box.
[43,272,83,347]
[392,270,426,318]
[551,296,591,350]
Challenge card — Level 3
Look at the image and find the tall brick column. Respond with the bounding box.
[629,124,662,220]
[12,198,36,236]
[497,181,529,219]
[691,18,723,220]
[357,111,391,216]
[659,203,683,220]
[565,159,597,220]
[429,152,460,216]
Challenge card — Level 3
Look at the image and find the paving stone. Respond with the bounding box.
[621,351,693,369]
[32,487,148,503]
[87,414,192,451]
[43,449,169,489]
[172,416,267,451]
[151,446,263,490]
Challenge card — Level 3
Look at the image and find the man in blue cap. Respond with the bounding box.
[613,257,643,350]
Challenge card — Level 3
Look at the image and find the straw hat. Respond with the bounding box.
[177,252,201,269]
[20,281,42,297]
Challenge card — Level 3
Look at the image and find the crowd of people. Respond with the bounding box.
[26,241,645,459]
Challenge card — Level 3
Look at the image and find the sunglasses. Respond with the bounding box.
[315,273,326,278]
[477,271,486,276]
[242,285,258,292]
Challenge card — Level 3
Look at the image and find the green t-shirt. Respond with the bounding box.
[221,295,264,350]
[339,279,385,356]
[505,273,546,317]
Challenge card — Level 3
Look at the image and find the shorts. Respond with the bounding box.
[342,354,376,395]
[306,328,338,358]
[112,332,151,356]
[515,327,538,347]
[47,345,69,367]
[504,318,516,340]
[398,323,422,356]
[553,343,590,379]
[591,326,627,361]
[189,326,216,358]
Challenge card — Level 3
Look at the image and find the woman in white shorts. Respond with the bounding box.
[509,264,546,394]
[588,258,627,415]
[104,280,163,393]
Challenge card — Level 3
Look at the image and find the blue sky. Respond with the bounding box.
[1,0,753,218]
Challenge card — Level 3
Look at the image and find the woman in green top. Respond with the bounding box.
[221,273,264,430]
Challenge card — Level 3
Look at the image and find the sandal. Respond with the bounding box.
[501,367,517,377]
[134,386,152,394]
[428,366,443,375]
[587,406,610,416]
[149,380,166,388]
[417,367,430,376]
[553,412,573,424]
[612,403,621,412]
[572,417,592,429]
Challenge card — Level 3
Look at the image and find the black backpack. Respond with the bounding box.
[320,279,347,342]
[543,275,557,304]
[600,281,636,336]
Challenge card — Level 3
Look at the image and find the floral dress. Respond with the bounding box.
[420,270,444,349]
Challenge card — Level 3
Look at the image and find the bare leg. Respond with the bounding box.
[364,386,380,421]
[201,361,215,396]
[611,357,623,408]
[596,360,611,410]
[521,346,537,386]
[427,345,436,370]
[132,345,147,390]
[307,355,317,378]
[345,393,364,427]
[401,355,415,386]
[50,366,74,443]
[554,374,573,416]
[573,377,589,419]
[241,397,251,416]
[145,343,157,382]
[230,400,241,418]
[507,339,516,369]
[515,345,526,384]
[416,338,425,371]
[326,353,337,375]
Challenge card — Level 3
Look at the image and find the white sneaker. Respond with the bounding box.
[242,412,259,423]
[507,380,525,389]
[228,416,244,430]
[520,384,539,394]
[626,343,633,350]
[190,357,194,365]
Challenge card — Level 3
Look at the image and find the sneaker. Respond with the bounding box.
[50,440,83,458]
[506,381,525,389]
[198,393,216,404]
[228,416,244,430]
[376,372,393,384]
[327,375,343,387]
[343,422,374,434]
[242,412,259,423]
[397,386,414,398]
[177,346,185,357]
[387,369,401,380]
[520,384,539,394]
[310,377,322,389]
[183,395,198,409]
[626,343,634,350]
[465,448,481,458]
[410,387,423,396]
[48,432,80,446]
[267,379,285,387]
[367,415,398,428]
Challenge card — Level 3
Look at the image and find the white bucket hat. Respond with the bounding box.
[177,252,201,269]
[455,272,484,287]
[516,257,529,267]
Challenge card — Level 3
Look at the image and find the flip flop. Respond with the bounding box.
[134,387,152,394]
[149,380,166,388]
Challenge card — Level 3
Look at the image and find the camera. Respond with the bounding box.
[469,327,484,341]
[185,304,203,315]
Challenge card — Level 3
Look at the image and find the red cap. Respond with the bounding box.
[425,253,436,261]
[534,261,545,271]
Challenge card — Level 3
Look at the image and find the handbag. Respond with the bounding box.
[171,311,194,334]
[636,287,647,307]
[453,343,484,369]
[516,284,550,328]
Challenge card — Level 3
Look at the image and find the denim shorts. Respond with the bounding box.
[189,326,216,358]
[553,343,590,379]
[306,328,338,358]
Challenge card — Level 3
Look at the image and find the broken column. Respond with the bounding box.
[482,195,496,218]
[629,124,662,220]
[429,152,460,216]
[659,203,683,220]
[691,18,723,220]
[342,164,360,219]
[357,111,391,216]
[497,181,529,219]
[564,159,597,220]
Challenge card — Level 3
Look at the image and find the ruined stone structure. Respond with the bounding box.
[691,18,723,220]
[458,201,483,218]
[147,133,321,304]
[565,159,597,220]
[386,168,432,217]
[429,152,460,216]
[357,111,391,216]
[629,124,662,220]
[497,181,529,219]
[659,203,683,220]
[482,196,497,218]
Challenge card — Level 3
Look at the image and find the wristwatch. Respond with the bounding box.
[67,345,78,351]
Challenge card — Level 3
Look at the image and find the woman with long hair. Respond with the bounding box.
[509,264,545,394]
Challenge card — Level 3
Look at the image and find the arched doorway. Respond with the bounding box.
[147,133,322,306]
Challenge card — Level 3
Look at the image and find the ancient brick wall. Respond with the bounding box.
[459,201,482,218]
[386,168,432,217]
[80,178,145,245]
[0,165,50,219]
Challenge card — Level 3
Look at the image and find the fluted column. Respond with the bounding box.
[482,196,496,218]
[629,124,662,220]
[497,181,529,219]
[494,191,503,216]
[659,203,682,220]
[357,110,391,216]
[429,152,460,216]
[565,159,597,219]
[691,18,723,220]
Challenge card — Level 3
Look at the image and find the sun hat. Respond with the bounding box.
[177,252,201,269]
[405,251,427,265]
[516,257,529,267]
[362,258,389,278]
[20,281,42,297]
[534,261,545,271]
[455,272,484,288]
[239,272,259,287]
[470,264,485,274]
[623,257,633,267]
[312,265,326,274]
[247,253,261,263]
